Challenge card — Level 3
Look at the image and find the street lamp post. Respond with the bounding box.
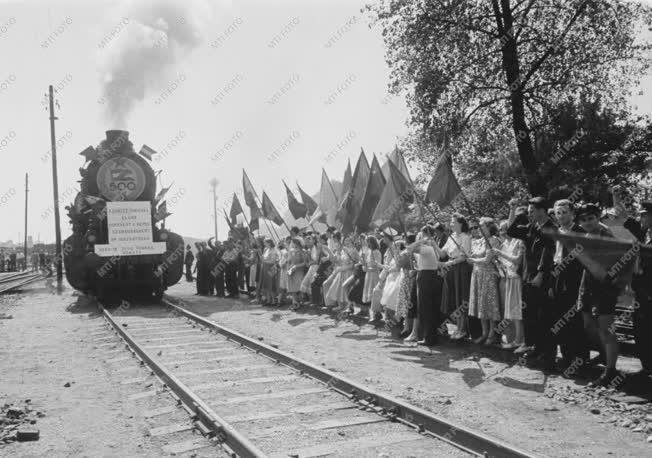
[209,178,218,240]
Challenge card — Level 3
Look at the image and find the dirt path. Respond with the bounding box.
[168,281,651,458]
[0,282,216,457]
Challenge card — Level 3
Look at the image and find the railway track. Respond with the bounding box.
[100,297,540,458]
[0,271,44,294]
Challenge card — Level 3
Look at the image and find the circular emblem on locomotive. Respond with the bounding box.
[96,157,146,201]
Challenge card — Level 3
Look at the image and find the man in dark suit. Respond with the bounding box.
[184,244,194,282]
[632,201,652,377]
[507,197,557,369]
[550,199,589,375]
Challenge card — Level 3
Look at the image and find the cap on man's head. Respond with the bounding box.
[528,196,549,210]
[576,203,601,218]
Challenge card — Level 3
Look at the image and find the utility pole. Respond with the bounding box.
[23,173,28,271]
[209,178,218,240]
[48,85,63,283]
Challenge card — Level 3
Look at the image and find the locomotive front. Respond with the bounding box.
[64,130,184,301]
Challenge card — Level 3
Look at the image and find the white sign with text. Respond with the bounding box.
[94,201,166,256]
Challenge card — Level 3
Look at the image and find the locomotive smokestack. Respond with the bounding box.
[105,130,129,143]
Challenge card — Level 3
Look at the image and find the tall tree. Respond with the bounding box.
[367,0,652,194]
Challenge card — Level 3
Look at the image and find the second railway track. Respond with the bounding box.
[100,297,539,458]
[0,271,44,294]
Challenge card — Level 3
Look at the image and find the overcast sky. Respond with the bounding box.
[0,0,650,244]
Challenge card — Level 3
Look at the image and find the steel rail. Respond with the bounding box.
[163,297,541,458]
[0,272,34,284]
[101,306,267,458]
[0,274,44,294]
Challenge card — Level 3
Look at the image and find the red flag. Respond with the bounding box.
[310,169,339,226]
[356,154,386,231]
[340,159,353,201]
[546,230,651,285]
[297,182,318,217]
[283,180,307,220]
[242,170,262,219]
[372,159,413,229]
[229,193,244,225]
[339,149,370,233]
[261,191,285,226]
[425,153,462,208]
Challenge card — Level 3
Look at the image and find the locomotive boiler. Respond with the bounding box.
[63,130,184,301]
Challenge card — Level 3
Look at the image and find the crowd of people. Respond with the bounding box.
[185,192,651,388]
[0,249,54,274]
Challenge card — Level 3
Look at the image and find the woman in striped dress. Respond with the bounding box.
[396,233,416,336]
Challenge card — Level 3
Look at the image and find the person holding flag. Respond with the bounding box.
[575,203,622,387]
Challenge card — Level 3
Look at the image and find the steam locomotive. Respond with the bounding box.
[63,130,184,301]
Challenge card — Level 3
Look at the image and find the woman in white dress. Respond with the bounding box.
[324,235,357,309]
[362,235,382,320]
[277,238,289,305]
[493,220,525,350]
[381,240,404,326]
[299,236,318,300]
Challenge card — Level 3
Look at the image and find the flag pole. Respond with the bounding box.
[244,170,279,242]
[255,193,281,242]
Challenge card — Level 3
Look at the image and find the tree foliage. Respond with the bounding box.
[366,0,652,195]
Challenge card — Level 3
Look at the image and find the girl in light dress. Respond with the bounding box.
[277,238,289,305]
[467,217,502,344]
[324,235,358,310]
[346,235,367,315]
[312,234,335,308]
[260,238,279,306]
[362,235,383,320]
[299,236,318,302]
[493,220,525,350]
[286,238,307,310]
[381,239,404,327]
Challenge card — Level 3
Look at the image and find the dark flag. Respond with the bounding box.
[546,230,651,285]
[339,149,370,233]
[224,210,249,240]
[371,159,412,229]
[261,191,285,226]
[242,170,262,219]
[297,182,318,217]
[229,193,244,226]
[340,159,353,201]
[283,180,307,220]
[355,154,386,231]
[309,169,339,226]
[425,153,462,208]
[154,201,171,221]
[224,209,234,230]
[154,184,172,204]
